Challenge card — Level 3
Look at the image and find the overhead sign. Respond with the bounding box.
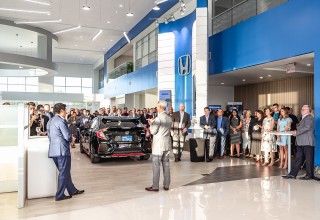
[178,54,191,76]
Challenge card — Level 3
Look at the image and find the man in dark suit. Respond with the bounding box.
[172,103,191,162]
[47,103,84,201]
[200,107,217,162]
[283,105,315,180]
[216,109,230,159]
[141,108,150,125]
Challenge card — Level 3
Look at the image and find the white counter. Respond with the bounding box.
[27,137,57,199]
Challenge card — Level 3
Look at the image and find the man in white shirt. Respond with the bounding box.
[145,100,172,192]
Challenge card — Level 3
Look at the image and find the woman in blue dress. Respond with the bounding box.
[276,107,292,169]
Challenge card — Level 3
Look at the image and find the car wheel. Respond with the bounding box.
[139,154,150,160]
[90,147,100,163]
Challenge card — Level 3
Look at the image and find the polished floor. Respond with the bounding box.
[1,145,320,220]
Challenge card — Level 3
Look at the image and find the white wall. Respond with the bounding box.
[145,92,158,108]
[208,85,234,108]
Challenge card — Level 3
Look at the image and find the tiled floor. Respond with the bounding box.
[1,145,320,220]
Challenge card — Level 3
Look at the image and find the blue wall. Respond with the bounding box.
[208,0,320,166]
[159,11,196,116]
[104,62,158,98]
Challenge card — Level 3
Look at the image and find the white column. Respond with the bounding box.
[157,32,175,110]
[194,7,208,118]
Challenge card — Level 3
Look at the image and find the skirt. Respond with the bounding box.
[251,131,262,155]
[230,131,241,144]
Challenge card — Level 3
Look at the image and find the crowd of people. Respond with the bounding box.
[6,100,313,198]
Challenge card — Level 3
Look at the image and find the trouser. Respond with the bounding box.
[172,132,186,159]
[205,136,217,160]
[152,151,170,189]
[289,145,314,178]
[216,132,226,156]
[53,156,77,199]
[242,132,251,154]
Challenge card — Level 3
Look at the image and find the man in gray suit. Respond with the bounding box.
[47,103,84,201]
[283,105,315,180]
[145,100,172,192]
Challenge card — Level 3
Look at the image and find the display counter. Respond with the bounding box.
[27,137,57,199]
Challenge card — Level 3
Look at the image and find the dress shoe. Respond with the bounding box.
[174,158,179,162]
[145,186,159,192]
[219,155,224,159]
[282,174,296,179]
[55,195,72,201]
[299,175,313,180]
[73,190,85,195]
[178,158,181,161]
[164,187,169,191]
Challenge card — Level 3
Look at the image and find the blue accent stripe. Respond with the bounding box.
[197,0,208,8]
[105,0,179,60]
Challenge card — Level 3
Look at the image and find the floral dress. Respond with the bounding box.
[261,117,277,153]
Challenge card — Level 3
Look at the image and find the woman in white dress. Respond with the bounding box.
[261,107,276,166]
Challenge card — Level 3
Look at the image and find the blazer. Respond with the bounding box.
[47,115,72,158]
[215,116,230,137]
[150,112,173,155]
[296,114,314,146]
[172,111,191,136]
[140,113,150,125]
[200,115,217,137]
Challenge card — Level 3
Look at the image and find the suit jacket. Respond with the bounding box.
[47,115,72,158]
[200,115,217,137]
[172,111,191,136]
[215,116,230,137]
[140,113,150,125]
[150,112,173,155]
[296,114,314,146]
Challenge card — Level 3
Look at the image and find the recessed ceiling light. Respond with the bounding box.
[307,63,311,66]
[221,82,225,85]
[107,21,111,24]
[126,12,133,16]
[242,79,246,82]
[19,66,23,69]
[268,75,272,77]
[110,39,113,41]
[102,47,106,50]
[119,4,123,8]
[75,44,78,47]
[259,76,264,79]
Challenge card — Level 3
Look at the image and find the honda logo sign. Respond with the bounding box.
[178,54,191,76]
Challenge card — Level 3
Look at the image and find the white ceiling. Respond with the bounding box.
[209,53,314,86]
[0,0,157,64]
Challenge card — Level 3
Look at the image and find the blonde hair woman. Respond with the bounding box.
[242,110,252,157]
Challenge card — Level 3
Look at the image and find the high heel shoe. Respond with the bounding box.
[278,163,283,169]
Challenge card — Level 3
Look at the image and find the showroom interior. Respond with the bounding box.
[1,0,320,219]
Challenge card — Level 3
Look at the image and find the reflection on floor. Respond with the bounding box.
[0,145,319,220]
[186,164,287,186]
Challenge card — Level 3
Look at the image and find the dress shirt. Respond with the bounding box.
[179,111,184,129]
[217,117,222,130]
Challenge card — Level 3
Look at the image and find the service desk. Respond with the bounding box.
[27,137,57,199]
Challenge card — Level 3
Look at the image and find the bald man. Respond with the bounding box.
[171,103,191,162]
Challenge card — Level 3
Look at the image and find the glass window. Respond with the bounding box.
[0,84,7,91]
[26,77,38,85]
[142,36,149,57]
[142,56,148,67]
[26,85,38,92]
[136,41,142,60]
[66,86,81,94]
[54,77,65,86]
[149,30,156,52]
[66,77,81,87]
[8,77,25,85]
[82,78,92,87]
[54,86,65,93]
[0,77,7,84]
[8,85,25,92]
